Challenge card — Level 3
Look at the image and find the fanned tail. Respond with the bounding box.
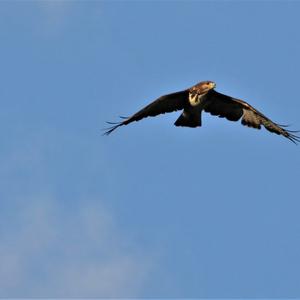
[174,112,201,128]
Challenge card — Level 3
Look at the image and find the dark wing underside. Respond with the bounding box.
[104,90,189,135]
[204,90,300,143]
[204,90,244,121]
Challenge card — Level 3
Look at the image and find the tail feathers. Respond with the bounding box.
[174,112,201,128]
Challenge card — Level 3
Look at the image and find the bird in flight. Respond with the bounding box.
[104,81,299,143]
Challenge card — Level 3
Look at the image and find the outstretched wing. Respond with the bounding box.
[204,90,300,143]
[104,90,189,135]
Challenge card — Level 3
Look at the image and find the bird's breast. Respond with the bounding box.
[188,92,206,107]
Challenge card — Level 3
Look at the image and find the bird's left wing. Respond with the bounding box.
[104,90,189,135]
[204,90,300,143]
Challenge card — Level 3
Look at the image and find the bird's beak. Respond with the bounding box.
[211,82,216,89]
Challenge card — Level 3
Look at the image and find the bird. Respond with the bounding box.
[104,80,299,143]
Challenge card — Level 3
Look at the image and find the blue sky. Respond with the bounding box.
[1,0,300,298]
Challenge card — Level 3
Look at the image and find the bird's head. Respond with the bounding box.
[191,81,216,94]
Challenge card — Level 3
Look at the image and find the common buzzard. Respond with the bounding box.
[104,81,299,143]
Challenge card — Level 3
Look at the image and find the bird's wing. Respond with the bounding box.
[104,90,189,135]
[204,90,300,143]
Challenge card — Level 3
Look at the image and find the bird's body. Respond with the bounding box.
[174,81,213,127]
[104,81,299,143]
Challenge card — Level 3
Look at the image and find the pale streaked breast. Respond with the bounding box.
[188,92,205,107]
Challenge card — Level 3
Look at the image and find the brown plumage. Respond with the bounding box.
[104,81,299,144]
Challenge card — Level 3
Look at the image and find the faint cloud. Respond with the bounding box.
[0,196,152,297]
[0,121,153,297]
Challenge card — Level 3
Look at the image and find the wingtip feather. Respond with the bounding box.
[283,128,300,144]
[103,116,128,135]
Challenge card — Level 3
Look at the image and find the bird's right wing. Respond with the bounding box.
[204,90,300,143]
[104,90,189,135]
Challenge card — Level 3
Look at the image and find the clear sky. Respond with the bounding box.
[1,0,300,298]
